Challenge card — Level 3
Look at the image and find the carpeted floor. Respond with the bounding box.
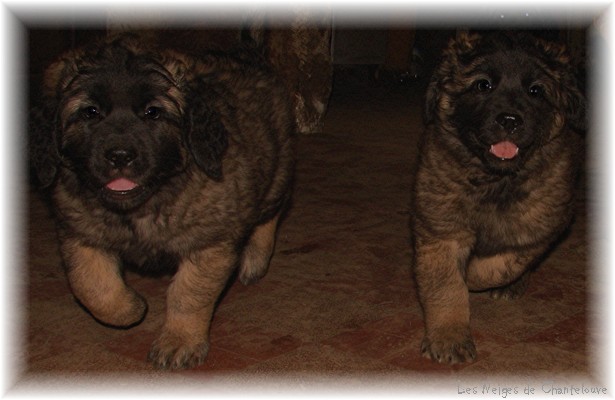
[19,68,601,393]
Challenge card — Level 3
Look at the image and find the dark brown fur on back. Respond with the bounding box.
[30,34,295,370]
[411,31,583,364]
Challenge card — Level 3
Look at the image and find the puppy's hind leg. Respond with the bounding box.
[238,211,281,285]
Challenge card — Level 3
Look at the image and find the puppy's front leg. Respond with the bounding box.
[62,238,147,327]
[414,237,476,364]
[148,244,237,370]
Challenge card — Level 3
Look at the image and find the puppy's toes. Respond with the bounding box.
[490,275,530,300]
[238,247,271,285]
[490,287,520,300]
[148,332,209,370]
[421,330,477,364]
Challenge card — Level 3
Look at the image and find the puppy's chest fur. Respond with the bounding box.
[467,177,535,253]
[464,172,569,255]
[469,175,528,208]
[55,180,234,258]
[90,208,225,273]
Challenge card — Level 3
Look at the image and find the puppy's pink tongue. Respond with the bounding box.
[490,141,519,160]
[106,178,138,192]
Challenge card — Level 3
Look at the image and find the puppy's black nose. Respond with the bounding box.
[496,113,523,132]
[105,148,137,168]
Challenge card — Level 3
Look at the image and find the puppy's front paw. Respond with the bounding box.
[421,330,476,364]
[82,289,148,328]
[148,331,209,370]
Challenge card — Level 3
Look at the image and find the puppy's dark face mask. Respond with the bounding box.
[451,50,560,174]
[58,63,188,212]
[425,32,584,176]
[32,38,229,213]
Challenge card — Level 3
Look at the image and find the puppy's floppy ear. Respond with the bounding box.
[453,30,481,54]
[29,102,61,188]
[425,31,480,124]
[562,78,586,132]
[30,55,78,188]
[184,80,229,180]
[42,49,82,97]
[535,38,586,132]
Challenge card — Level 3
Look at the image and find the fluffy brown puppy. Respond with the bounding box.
[30,34,295,370]
[411,31,584,364]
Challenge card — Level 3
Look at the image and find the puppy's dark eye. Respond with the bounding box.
[475,79,493,92]
[144,106,161,120]
[82,106,100,119]
[528,84,545,97]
